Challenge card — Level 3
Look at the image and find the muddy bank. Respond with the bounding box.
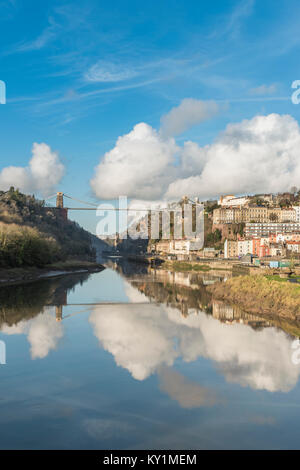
[0,261,105,287]
[208,275,300,320]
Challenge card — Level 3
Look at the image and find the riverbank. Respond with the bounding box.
[0,260,105,287]
[162,261,211,272]
[208,275,300,320]
[160,259,244,273]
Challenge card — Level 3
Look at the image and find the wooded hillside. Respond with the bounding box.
[0,188,95,267]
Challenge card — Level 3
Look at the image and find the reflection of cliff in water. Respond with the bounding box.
[0,273,91,328]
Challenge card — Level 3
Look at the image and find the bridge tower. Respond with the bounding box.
[56,192,64,208]
[56,192,68,220]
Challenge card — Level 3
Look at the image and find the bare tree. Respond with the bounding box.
[291,186,298,194]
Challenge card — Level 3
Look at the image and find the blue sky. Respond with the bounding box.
[1,0,300,232]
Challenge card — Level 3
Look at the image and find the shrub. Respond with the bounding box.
[0,223,59,267]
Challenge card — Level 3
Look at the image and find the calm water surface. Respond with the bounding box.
[1,261,300,450]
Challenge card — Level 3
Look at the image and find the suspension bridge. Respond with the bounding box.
[45,192,202,216]
[44,192,203,247]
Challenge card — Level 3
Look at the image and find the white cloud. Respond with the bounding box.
[91,112,300,201]
[90,122,178,200]
[89,299,300,392]
[84,61,138,83]
[15,17,58,52]
[1,321,27,335]
[158,367,220,408]
[180,140,208,174]
[160,99,220,137]
[89,303,176,381]
[27,312,64,359]
[173,310,298,392]
[166,113,300,199]
[0,142,65,196]
[249,84,277,96]
[1,310,64,360]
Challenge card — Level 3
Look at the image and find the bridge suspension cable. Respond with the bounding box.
[44,193,58,201]
[63,194,99,207]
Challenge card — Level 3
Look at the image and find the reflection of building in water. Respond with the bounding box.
[151,269,202,289]
[212,301,271,329]
[150,268,230,289]
[112,260,300,335]
[131,269,212,317]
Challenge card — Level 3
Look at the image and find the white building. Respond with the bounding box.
[276,233,286,243]
[280,208,296,222]
[276,233,300,243]
[213,208,236,224]
[238,239,253,256]
[260,237,269,246]
[293,206,300,222]
[245,222,300,237]
[169,238,203,254]
[169,240,189,254]
[286,242,300,253]
[218,195,249,207]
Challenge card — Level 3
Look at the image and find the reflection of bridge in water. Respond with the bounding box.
[54,299,271,330]
[54,302,155,322]
[50,260,271,331]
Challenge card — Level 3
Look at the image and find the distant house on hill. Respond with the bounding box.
[218,195,250,207]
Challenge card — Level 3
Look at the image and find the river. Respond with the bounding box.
[1,260,300,449]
